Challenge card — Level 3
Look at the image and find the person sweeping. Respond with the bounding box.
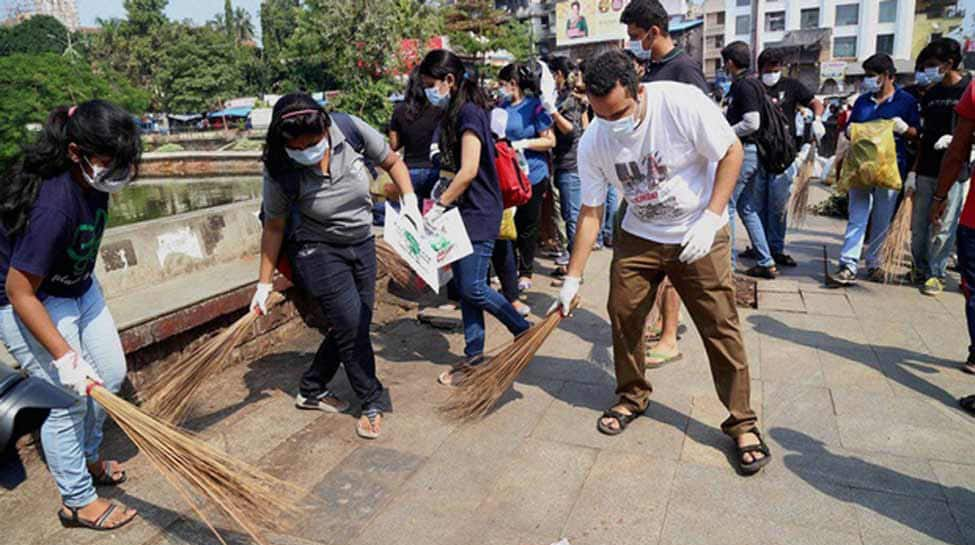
[0,100,141,530]
[552,50,771,475]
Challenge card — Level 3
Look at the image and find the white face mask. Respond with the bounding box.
[602,101,641,139]
[83,157,133,193]
[761,71,781,87]
[286,136,330,166]
[627,39,652,60]
[925,66,945,84]
[862,76,882,93]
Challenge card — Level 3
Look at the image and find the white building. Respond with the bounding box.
[722,0,916,62]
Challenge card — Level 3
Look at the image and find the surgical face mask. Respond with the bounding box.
[497,86,512,101]
[627,39,652,60]
[83,157,133,193]
[915,71,931,87]
[285,136,329,166]
[425,85,450,107]
[862,76,881,93]
[925,66,945,84]
[761,71,781,87]
[602,102,639,139]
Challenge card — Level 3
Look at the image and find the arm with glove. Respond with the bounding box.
[679,139,745,263]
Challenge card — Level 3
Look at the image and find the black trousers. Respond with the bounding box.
[292,237,384,408]
[514,177,548,277]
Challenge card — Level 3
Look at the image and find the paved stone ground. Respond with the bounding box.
[2,185,974,545]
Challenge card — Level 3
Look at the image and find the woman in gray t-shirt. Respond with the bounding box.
[251,93,418,439]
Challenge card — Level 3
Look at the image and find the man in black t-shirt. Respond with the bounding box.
[908,38,972,296]
[721,40,777,279]
[621,0,709,93]
[752,48,825,268]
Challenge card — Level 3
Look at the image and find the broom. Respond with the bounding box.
[140,292,285,425]
[439,298,579,421]
[89,382,306,545]
[788,142,818,226]
[375,238,419,291]
[878,190,915,284]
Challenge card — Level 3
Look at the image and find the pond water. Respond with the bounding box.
[108,178,262,228]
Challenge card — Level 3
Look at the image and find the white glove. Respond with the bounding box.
[542,99,557,115]
[891,116,909,135]
[251,282,273,315]
[400,192,422,229]
[547,276,581,317]
[811,118,826,141]
[511,140,530,152]
[679,210,725,263]
[904,172,917,193]
[52,351,101,396]
[424,202,449,228]
[935,134,953,150]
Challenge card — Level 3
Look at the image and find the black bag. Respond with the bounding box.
[742,78,797,175]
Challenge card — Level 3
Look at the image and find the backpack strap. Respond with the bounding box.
[329,111,377,177]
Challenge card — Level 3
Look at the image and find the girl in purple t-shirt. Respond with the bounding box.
[0,100,141,531]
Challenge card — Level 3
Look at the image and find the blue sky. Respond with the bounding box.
[73,0,262,31]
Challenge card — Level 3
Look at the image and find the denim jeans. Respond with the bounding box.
[912,175,970,279]
[555,169,582,253]
[599,185,619,246]
[492,239,519,303]
[0,280,126,508]
[729,145,774,268]
[451,240,531,358]
[755,162,798,256]
[292,237,384,408]
[839,186,899,273]
[957,226,975,361]
[408,167,440,203]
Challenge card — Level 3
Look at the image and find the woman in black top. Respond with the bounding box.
[389,67,444,202]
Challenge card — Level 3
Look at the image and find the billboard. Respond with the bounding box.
[555,0,687,47]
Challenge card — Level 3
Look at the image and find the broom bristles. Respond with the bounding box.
[140,292,284,425]
[90,384,307,545]
[789,142,817,226]
[439,299,578,421]
[376,239,419,291]
[878,191,915,284]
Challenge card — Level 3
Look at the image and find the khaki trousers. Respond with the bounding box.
[607,226,757,438]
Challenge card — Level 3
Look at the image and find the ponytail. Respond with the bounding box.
[419,49,489,170]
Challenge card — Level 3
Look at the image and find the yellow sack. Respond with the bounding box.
[499,207,517,241]
[837,119,902,193]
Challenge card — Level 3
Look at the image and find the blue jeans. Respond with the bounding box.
[912,174,970,279]
[839,186,899,273]
[729,145,774,268]
[292,237,384,407]
[452,240,531,358]
[555,169,582,252]
[0,280,127,508]
[755,162,798,256]
[408,167,439,202]
[599,185,619,246]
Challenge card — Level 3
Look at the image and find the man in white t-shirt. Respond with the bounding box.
[551,50,770,475]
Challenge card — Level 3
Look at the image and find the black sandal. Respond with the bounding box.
[58,502,136,531]
[960,395,975,416]
[737,429,772,476]
[90,460,127,486]
[596,407,642,436]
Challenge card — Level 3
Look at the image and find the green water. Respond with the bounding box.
[107,179,262,228]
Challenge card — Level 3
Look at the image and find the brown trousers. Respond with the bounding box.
[608,226,757,438]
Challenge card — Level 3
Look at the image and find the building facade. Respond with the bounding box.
[703,0,728,77]
[6,0,79,31]
[722,0,915,63]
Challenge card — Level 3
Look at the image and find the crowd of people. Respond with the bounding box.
[6,0,975,532]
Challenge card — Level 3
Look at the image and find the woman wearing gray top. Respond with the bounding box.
[250,93,419,439]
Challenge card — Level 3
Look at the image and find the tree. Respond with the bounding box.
[0,15,70,56]
[0,53,149,168]
[224,0,234,38]
[444,0,511,62]
[122,0,168,34]
[260,0,298,57]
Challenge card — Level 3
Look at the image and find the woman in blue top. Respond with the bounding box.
[418,50,532,385]
[0,100,141,531]
[497,63,556,291]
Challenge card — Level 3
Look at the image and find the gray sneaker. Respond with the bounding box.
[827,266,857,287]
[295,391,350,413]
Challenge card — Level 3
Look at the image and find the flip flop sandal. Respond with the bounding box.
[58,502,136,531]
[91,460,127,486]
[596,408,643,436]
[356,407,383,439]
[959,395,975,416]
[737,429,772,476]
[645,324,687,343]
[645,350,683,368]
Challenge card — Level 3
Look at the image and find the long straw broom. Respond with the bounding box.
[439,298,579,421]
[89,382,306,545]
[376,238,419,291]
[788,142,818,226]
[878,190,915,284]
[140,292,285,425]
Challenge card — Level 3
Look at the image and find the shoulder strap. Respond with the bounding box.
[330,112,365,155]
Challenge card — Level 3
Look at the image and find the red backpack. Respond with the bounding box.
[494,140,532,208]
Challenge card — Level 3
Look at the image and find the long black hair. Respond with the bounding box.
[498,62,541,95]
[0,100,140,236]
[262,93,330,179]
[401,66,431,123]
[418,49,488,169]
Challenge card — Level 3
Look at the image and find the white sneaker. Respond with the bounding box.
[295,391,350,413]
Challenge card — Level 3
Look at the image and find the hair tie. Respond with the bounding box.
[68,106,77,117]
[281,108,320,120]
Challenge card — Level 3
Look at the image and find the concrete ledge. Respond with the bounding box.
[138,151,262,178]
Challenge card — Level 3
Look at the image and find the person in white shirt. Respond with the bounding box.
[551,50,770,475]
